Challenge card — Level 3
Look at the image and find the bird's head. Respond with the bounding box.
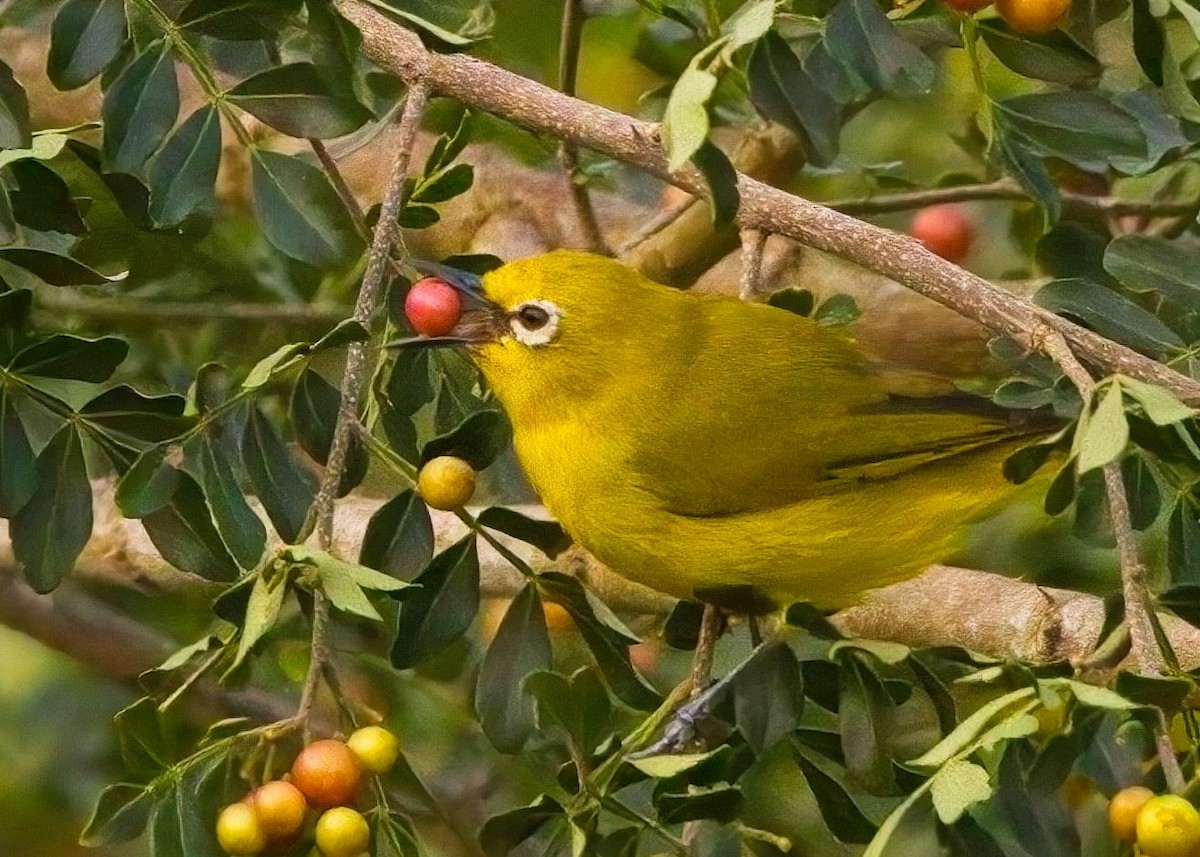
[399,250,670,424]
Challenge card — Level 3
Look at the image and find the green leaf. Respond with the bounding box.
[0,59,31,149]
[0,133,70,172]
[422,408,511,470]
[536,572,661,710]
[370,808,422,857]
[1044,457,1076,516]
[193,436,267,569]
[390,535,480,669]
[907,687,1036,770]
[996,93,1145,171]
[0,248,111,286]
[769,288,816,317]
[289,367,367,496]
[1132,0,1165,86]
[0,185,15,245]
[815,294,860,326]
[479,795,564,857]
[837,654,895,792]
[425,111,474,175]
[0,388,36,517]
[47,0,127,90]
[8,159,87,234]
[398,204,439,229]
[250,148,364,268]
[525,666,612,754]
[1075,383,1127,474]
[1169,496,1200,586]
[824,0,935,97]
[691,141,740,230]
[148,752,227,857]
[662,65,717,171]
[476,583,552,753]
[80,783,153,847]
[628,748,726,778]
[1113,672,1192,712]
[476,507,570,558]
[241,406,316,543]
[359,489,434,581]
[362,0,492,45]
[656,785,743,824]
[747,31,841,166]
[930,760,991,824]
[11,425,92,592]
[312,318,369,351]
[413,163,474,204]
[178,0,303,41]
[1034,279,1184,356]
[115,449,182,518]
[241,342,309,390]
[102,40,179,175]
[1104,235,1200,306]
[734,641,804,754]
[80,386,192,445]
[9,334,127,381]
[978,22,1100,86]
[1122,452,1161,531]
[289,545,413,620]
[228,566,289,674]
[148,105,221,227]
[142,473,240,582]
[227,63,373,139]
[992,114,1060,225]
[790,739,878,843]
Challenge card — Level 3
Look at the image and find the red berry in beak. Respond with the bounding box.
[404,277,463,337]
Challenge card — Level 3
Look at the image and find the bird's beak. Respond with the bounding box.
[386,261,505,350]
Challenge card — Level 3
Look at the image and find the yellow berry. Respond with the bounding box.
[1136,794,1200,857]
[216,802,267,855]
[315,806,371,857]
[346,725,401,774]
[418,456,476,511]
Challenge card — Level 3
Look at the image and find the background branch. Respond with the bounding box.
[333,0,1200,406]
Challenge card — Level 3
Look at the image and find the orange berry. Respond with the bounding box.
[249,780,307,840]
[996,0,1071,33]
[290,740,363,810]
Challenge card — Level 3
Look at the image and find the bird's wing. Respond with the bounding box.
[624,295,1040,518]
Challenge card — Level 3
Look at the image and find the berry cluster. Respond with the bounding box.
[1109,787,1200,857]
[215,726,401,857]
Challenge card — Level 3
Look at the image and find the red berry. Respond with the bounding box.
[404,277,463,337]
[910,204,974,264]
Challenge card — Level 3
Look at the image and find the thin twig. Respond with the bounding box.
[1036,326,1186,791]
[300,83,430,547]
[616,196,696,255]
[738,227,767,301]
[311,138,369,236]
[32,291,350,325]
[689,604,722,699]
[824,178,1199,218]
[335,0,1200,406]
[557,0,608,254]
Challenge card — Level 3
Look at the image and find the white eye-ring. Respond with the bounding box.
[509,299,562,347]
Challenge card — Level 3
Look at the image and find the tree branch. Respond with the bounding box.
[7,485,1200,672]
[332,0,1200,406]
[32,290,350,326]
[557,0,608,254]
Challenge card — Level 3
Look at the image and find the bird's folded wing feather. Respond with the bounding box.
[626,296,1042,518]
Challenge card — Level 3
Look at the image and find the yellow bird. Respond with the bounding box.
[410,250,1048,611]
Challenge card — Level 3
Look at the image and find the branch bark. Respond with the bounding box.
[332,0,1200,406]
[6,483,1200,672]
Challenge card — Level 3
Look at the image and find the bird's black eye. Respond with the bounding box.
[516,304,550,330]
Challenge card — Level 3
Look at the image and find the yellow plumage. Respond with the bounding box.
[465,250,1046,610]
